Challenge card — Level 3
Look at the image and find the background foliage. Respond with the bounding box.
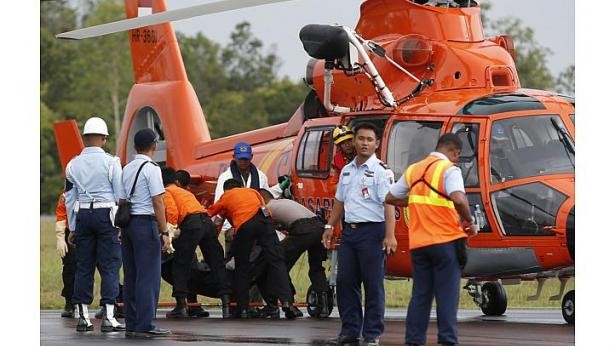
[40,0,574,213]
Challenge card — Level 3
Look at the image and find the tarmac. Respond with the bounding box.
[41,308,574,345]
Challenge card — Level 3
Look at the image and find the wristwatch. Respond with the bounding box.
[324,224,333,230]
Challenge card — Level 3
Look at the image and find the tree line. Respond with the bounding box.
[40,0,574,214]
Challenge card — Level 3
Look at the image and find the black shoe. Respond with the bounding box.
[252,304,280,319]
[166,305,190,318]
[326,335,360,346]
[221,295,232,319]
[188,305,210,318]
[76,317,93,332]
[166,297,190,319]
[101,305,126,332]
[61,302,74,318]
[281,302,302,319]
[128,328,172,338]
[94,307,104,319]
[362,338,380,346]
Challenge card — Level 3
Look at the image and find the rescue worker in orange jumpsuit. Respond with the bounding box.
[207,178,299,319]
[385,133,479,346]
[332,125,356,172]
[161,167,232,319]
[55,193,76,318]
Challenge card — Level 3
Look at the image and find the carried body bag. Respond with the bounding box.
[115,161,150,228]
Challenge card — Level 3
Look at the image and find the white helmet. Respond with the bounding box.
[83,116,109,136]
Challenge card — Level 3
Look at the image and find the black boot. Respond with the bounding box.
[221,295,232,319]
[187,295,210,318]
[76,304,93,332]
[281,301,302,319]
[319,291,330,318]
[166,296,190,319]
[101,304,126,332]
[61,298,74,318]
[252,303,280,319]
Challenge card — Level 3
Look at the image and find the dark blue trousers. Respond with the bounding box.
[121,217,161,333]
[72,208,121,306]
[336,222,385,339]
[405,241,461,345]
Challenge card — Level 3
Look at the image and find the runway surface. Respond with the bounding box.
[41,308,574,345]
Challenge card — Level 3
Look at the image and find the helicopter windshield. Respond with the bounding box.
[489,115,574,183]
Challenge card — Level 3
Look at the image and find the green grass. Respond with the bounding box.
[41,220,573,309]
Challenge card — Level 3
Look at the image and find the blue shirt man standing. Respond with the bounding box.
[64,116,125,332]
[120,128,172,338]
[322,122,397,346]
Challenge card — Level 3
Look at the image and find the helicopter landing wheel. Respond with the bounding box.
[480,281,508,316]
[562,290,574,324]
[306,285,334,318]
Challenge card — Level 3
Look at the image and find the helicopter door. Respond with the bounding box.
[126,106,167,166]
[446,118,493,235]
[290,117,339,218]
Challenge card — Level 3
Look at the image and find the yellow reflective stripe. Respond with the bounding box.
[409,195,455,208]
[429,160,449,198]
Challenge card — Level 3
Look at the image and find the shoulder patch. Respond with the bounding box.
[379,161,390,170]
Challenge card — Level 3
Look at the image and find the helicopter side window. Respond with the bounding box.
[387,121,443,179]
[489,115,574,183]
[451,123,479,187]
[490,183,566,236]
[569,114,575,125]
[296,127,334,179]
[466,193,491,233]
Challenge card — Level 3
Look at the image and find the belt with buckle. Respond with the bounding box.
[345,221,384,229]
[132,215,156,221]
[79,201,116,209]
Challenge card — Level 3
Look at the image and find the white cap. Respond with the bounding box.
[83,116,109,136]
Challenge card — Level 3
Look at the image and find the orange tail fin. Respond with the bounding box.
[53,120,84,173]
[125,0,188,83]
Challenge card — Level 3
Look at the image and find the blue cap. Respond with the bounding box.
[233,141,252,160]
[134,128,157,149]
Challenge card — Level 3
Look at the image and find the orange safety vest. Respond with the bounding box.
[405,155,467,250]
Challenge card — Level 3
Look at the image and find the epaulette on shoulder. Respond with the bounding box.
[378,161,390,170]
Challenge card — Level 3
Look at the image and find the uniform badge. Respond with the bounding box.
[362,187,370,199]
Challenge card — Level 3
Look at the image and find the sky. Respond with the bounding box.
[164,0,574,81]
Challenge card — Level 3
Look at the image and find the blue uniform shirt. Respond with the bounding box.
[121,154,165,215]
[335,154,395,223]
[65,147,124,231]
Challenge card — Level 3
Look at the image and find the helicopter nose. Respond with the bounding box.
[566,206,575,260]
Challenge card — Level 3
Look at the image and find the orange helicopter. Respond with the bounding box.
[53,0,575,323]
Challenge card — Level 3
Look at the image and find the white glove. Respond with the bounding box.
[167,223,180,239]
[164,224,176,255]
[55,220,68,258]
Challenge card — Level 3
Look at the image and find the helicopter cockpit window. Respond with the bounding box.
[490,183,566,236]
[489,115,574,183]
[296,127,334,179]
[451,123,479,187]
[387,121,443,179]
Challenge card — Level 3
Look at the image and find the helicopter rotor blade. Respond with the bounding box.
[56,0,293,40]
